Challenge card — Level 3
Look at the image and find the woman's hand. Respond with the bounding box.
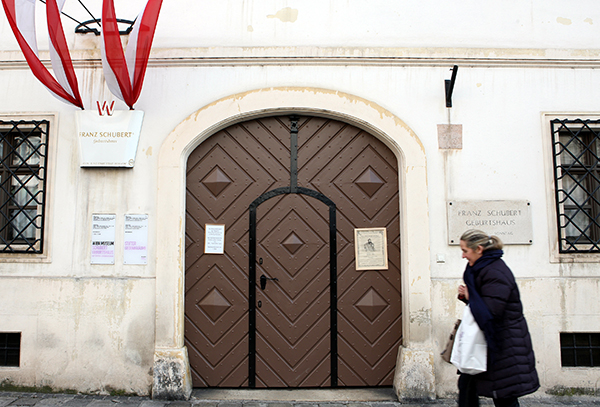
[458,284,469,301]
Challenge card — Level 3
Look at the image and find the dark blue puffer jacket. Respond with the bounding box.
[468,258,540,399]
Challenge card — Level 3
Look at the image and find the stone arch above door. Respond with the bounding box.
[153,88,433,400]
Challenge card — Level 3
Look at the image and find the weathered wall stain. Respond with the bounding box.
[557,17,572,25]
[267,7,298,23]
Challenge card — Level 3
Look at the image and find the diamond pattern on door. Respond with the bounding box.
[354,167,385,197]
[354,288,388,322]
[197,289,232,322]
[201,167,232,197]
[282,233,304,254]
[185,115,401,388]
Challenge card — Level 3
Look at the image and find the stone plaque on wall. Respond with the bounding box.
[437,124,463,149]
[447,200,533,245]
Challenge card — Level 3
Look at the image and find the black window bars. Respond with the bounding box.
[0,332,20,367]
[0,120,49,253]
[551,119,600,253]
[560,332,600,367]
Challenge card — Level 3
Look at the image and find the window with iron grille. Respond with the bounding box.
[0,332,20,367]
[560,332,600,367]
[0,120,49,253]
[551,119,600,253]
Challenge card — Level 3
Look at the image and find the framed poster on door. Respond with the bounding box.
[354,227,388,271]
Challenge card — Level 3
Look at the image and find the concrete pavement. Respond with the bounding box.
[1,389,600,407]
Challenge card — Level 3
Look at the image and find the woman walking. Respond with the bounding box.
[457,229,539,407]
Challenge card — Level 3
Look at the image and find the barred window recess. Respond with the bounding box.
[0,120,49,253]
[0,332,20,367]
[560,333,600,367]
[551,119,600,253]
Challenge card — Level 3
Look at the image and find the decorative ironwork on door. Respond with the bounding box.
[248,116,338,387]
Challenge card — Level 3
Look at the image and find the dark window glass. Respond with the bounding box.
[0,332,20,367]
[560,333,600,367]
[0,120,49,253]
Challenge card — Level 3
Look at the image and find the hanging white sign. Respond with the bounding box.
[76,110,144,168]
[124,214,149,265]
[91,214,116,264]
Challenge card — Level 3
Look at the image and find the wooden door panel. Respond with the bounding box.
[184,117,292,387]
[297,117,402,387]
[185,115,401,388]
[255,193,331,387]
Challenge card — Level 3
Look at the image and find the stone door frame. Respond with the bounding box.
[153,87,433,400]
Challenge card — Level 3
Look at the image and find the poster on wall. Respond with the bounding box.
[354,227,388,271]
[91,214,116,264]
[204,224,225,254]
[124,214,148,265]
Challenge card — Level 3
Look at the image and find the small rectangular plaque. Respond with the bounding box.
[204,224,225,254]
[354,228,388,271]
[447,200,533,245]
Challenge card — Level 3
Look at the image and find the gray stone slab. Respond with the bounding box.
[0,398,18,407]
[59,397,96,407]
[9,398,41,406]
[241,402,268,407]
[167,402,192,407]
[370,403,400,407]
[35,398,76,407]
[85,401,120,407]
[189,403,216,407]
[138,401,166,407]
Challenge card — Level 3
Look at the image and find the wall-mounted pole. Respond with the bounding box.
[445,65,459,108]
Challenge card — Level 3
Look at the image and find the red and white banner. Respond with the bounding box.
[101,0,162,109]
[1,0,84,108]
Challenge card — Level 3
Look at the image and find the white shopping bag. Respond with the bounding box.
[450,305,487,374]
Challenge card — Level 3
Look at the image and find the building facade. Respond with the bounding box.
[0,0,599,400]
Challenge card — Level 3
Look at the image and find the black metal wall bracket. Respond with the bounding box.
[445,65,459,108]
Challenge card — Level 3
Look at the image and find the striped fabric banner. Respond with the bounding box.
[101,0,162,109]
[1,0,84,108]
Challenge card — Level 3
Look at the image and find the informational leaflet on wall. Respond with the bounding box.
[124,214,148,265]
[91,214,116,264]
[204,224,225,254]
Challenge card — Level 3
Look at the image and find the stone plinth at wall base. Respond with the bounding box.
[152,347,193,400]
[393,346,436,402]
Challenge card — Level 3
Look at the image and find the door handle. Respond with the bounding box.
[260,274,279,290]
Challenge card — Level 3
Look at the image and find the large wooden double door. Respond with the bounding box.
[185,115,401,388]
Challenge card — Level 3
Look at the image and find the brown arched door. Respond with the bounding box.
[185,115,401,388]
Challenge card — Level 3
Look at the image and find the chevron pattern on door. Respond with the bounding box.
[185,115,401,387]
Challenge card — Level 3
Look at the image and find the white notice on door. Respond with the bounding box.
[91,214,116,264]
[124,214,148,264]
[204,224,225,254]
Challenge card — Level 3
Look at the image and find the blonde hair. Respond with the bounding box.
[460,229,503,251]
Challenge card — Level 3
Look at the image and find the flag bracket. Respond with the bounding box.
[75,18,135,36]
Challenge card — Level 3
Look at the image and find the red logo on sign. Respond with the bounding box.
[97,101,115,116]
